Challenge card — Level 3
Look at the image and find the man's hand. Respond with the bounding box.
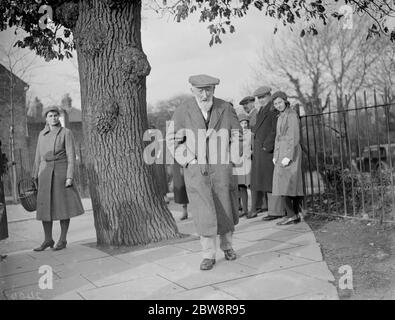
[65,178,73,187]
[272,158,276,165]
[281,157,291,166]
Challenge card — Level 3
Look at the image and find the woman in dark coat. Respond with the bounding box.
[272,92,304,225]
[172,162,189,220]
[32,106,84,251]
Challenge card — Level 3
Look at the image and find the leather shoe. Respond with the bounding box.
[276,216,301,226]
[200,258,216,270]
[53,241,67,251]
[262,215,283,221]
[246,212,258,219]
[256,208,268,213]
[33,240,54,252]
[239,212,248,218]
[224,249,237,261]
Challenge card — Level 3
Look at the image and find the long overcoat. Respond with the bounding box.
[272,108,304,196]
[172,162,189,204]
[32,124,84,221]
[166,97,241,236]
[250,103,279,192]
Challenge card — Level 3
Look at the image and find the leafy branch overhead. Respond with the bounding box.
[1,0,394,61]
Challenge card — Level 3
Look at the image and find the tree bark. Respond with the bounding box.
[73,0,180,246]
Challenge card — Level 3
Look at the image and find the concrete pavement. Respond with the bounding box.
[0,199,338,300]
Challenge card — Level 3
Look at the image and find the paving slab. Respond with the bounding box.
[277,243,324,262]
[0,269,60,291]
[287,262,336,282]
[0,201,338,300]
[234,251,313,273]
[79,275,185,300]
[163,286,237,300]
[54,256,129,279]
[0,253,62,277]
[114,245,190,264]
[4,275,96,300]
[283,289,338,300]
[90,262,172,287]
[156,254,258,290]
[214,269,337,300]
[49,245,110,264]
[233,239,301,257]
[233,228,304,242]
[272,222,312,233]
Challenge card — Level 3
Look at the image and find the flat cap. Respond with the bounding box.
[42,105,61,118]
[253,86,271,98]
[239,96,255,105]
[238,112,250,123]
[271,91,288,102]
[189,74,220,88]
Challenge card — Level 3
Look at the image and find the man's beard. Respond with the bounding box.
[196,98,213,113]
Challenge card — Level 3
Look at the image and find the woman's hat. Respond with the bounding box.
[42,105,60,118]
[238,113,250,123]
[271,91,288,102]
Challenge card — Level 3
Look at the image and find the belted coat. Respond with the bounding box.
[272,107,304,196]
[166,97,242,236]
[32,124,84,221]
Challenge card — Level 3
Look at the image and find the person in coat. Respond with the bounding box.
[172,162,189,220]
[272,91,304,225]
[236,113,252,217]
[32,106,84,251]
[248,86,284,221]
[166,74,242,271]
[148,124,170,204]
[239,95,257,128]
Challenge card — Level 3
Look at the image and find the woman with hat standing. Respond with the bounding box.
[32,106,84,251]
[272,92,304,225]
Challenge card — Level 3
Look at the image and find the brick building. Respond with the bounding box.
[0,63,29,167]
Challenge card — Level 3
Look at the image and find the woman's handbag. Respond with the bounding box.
[17,179,38,212]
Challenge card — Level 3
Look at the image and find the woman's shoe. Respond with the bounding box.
[53,241,67,251]
[276,216,301,226]
[239,212,248,218]
[33,240,55,252]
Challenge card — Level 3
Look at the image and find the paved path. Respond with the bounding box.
[0,200,338,300]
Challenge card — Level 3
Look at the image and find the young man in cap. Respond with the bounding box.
[249,86,285,220]
[166,74,242,270]
[239,96,257,127]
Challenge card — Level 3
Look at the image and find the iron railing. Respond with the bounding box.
[300,91,395,223]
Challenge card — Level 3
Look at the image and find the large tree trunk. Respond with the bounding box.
[72,0,180,246]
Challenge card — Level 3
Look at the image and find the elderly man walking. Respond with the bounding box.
[248,86,284,220]
[166,74,242,270]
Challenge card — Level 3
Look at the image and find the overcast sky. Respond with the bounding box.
[0,7,292,109]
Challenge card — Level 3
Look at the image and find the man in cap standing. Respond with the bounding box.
[248,86,284,220]
[166,74,242,270]
[239,96,257,127]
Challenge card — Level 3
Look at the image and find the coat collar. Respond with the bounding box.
[43,123,62,135]
[188,97,225,130]
[253,102,276,132]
